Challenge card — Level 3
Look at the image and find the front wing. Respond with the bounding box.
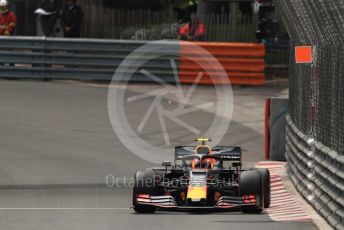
[135,194,257,211]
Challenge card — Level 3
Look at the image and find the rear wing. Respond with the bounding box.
[175,146,241,164]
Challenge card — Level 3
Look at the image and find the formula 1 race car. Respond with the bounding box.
[132,138,270,213]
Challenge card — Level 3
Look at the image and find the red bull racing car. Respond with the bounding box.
[132,138,271,213]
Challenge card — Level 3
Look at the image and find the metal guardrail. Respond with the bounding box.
[0,36,179,82]
[0,36,266,85]
[286,114,344,230]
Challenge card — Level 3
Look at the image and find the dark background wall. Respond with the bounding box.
[10,0,38,35]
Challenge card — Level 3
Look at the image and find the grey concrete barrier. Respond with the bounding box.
[265,91,289,161]
[268,98,288,161]
[286,114,344,230]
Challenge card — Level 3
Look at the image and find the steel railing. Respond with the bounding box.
[0,36,266,85]
[0,36,178,82]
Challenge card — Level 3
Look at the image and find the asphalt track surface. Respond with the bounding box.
[0,80,318,230]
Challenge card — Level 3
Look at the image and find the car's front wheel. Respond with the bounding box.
[254,168,271,208]
[132,170,162,213]
[239,170,264,213]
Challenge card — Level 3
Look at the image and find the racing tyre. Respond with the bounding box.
[254,168,271,208]
[239,170,264,213]
[132,170,163,213]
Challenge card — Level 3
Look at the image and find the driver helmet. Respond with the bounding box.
[201,158,215,169]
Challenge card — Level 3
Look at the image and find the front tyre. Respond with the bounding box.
[240,170,264,213]
[132,170,162,213]
[254,168,271,208]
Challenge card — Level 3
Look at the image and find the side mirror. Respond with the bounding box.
[162,161,172,167]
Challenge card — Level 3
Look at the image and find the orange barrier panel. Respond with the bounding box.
[179,58,265,72]
[182,42,265,58]
[179,72,265,86]
[179,41,266,86]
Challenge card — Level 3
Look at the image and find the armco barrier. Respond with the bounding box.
[0,37,179,82]
[286,114,344,230]
[0,37,265,85]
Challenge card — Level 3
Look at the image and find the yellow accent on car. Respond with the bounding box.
[187,186,207,201]
[196,137,209,142]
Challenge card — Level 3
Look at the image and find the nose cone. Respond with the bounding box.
[187,186,207,202]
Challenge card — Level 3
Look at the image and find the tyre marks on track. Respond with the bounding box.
[256,161,312,222]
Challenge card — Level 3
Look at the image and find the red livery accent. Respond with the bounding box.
[265,98,271,160]
[137,194,150,199]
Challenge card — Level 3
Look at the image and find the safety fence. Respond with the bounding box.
[0,36,265,85]
[277,0,344,228]
[286,115,344,230]
[81,5,259,43]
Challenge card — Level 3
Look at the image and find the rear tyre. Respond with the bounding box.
[254,168,271,208]
[132,170,162,213]
[240,170,264,213]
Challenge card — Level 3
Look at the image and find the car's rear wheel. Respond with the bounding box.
[132,170,163,213]
[239,170,264,213]
[254,168,271,208]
